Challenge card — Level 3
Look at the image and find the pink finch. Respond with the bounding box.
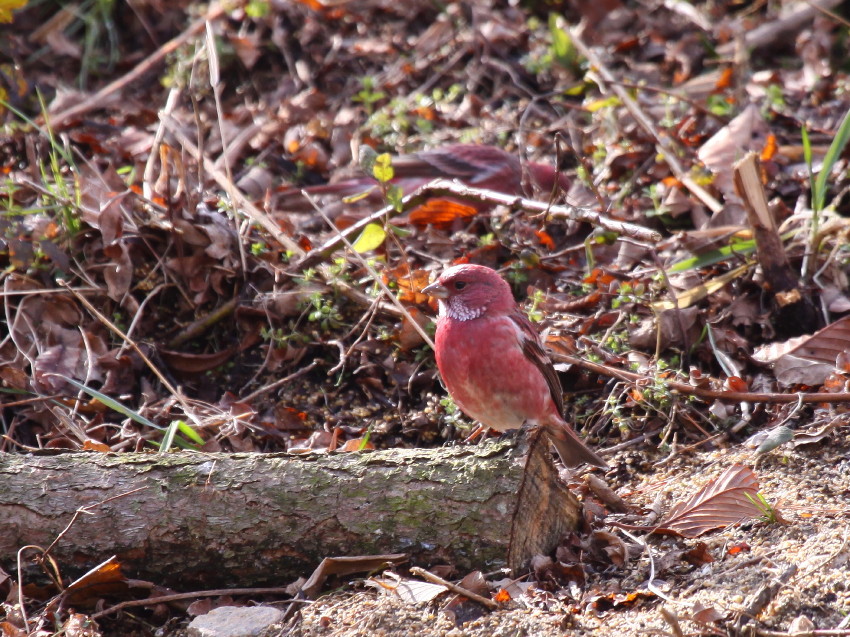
[423,264,608,469]
[278,144,570,212]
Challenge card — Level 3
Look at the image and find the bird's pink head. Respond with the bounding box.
[422,264,516,321]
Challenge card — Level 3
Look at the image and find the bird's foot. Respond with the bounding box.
[463,424,486,443]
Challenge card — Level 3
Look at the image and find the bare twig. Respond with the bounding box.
[42,488,147,559]
[554,352,850,404]
[567,28,723,214]
[293,179,660,273]
[159,115,304,256]
[304,192,436,350]
[716,0,845,57]
[240,361,319,403]
[47,3,227,129]
[409,566,498,610]
[90,587,312,620]
[57,280,203,428]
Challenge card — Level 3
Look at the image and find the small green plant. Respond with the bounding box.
[325,256,350,280]
[643,183,671,220]
[523,14,580,75]
[299,267,318,283]
[802,105,850,279]
[439,395,471,431]
[245,0,270,18]
[763,84,786,114]
[526,289,546,323]
[603,330,630,354]
[353,76,386,116]
[610,281,647,309]
[505,264,528,289]
[746,492,780,525]
[706,94,735,118]
[306,292,343,331]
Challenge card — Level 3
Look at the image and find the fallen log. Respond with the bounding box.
[0,436,582,588]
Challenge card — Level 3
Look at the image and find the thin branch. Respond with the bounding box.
[293,179,660,273]
[409,566,498,610]
[91,587,312,620]
[555,352,850,404]
[47,3,226,129]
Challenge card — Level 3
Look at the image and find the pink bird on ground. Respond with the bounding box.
[422,264,608,469]
[278,144,570,211]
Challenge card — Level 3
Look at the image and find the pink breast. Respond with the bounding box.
[434,315,556,431]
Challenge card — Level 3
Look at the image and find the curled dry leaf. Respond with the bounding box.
[657,464,763,538]
[299,555,407,599]
[366,572,447,605]
[752,315,850,386]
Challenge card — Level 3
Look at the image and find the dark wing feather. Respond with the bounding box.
[510,309,564,414]
[404,144,517,184]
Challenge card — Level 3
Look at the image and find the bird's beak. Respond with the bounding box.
[422,281,448,299]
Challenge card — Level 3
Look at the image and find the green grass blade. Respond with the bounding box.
[161,421,179,452]
[813,107,850,212]
[176,420,205,445]
[801,124,814,205]
[667,238,756,273]
[57,375,164,431]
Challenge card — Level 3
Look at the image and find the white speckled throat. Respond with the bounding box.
[442,296,486,321]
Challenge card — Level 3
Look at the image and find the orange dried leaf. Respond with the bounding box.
[534,229,555,249]
[715,67,734,90]
[584,268,615,287]
[760,133,778,161]
[724,376,748,392]
[294,0,325,9]
[727,541,751,555]
[413,106,436,121]
[397,307,427,350]
[408,199,477,229]
[82,440,111,452]
[338,438,375,452]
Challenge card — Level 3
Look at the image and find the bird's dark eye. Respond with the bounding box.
[453,281,467,290]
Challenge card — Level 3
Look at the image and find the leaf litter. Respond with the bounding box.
[2,0,850,635]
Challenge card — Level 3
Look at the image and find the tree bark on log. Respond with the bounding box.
[0,436,582,588]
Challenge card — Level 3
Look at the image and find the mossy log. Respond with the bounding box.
[0,437,581,588]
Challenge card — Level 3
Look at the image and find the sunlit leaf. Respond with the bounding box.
[408,199,477,229]
[0,0,27,23]
[373,153,394,183]
[652,262,751,310]
[352,222,387,252]
[658,464,762,538]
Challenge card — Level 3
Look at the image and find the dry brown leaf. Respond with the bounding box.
[366,572,447,604]
[300,555,407,599]
[753,315,850,386]
[657,464,762,538]
[159,347,237,374]
[698,104,770,197]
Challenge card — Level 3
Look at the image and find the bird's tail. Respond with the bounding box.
[544,421,609,469]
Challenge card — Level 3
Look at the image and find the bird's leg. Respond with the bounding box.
[463,424,486,443]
